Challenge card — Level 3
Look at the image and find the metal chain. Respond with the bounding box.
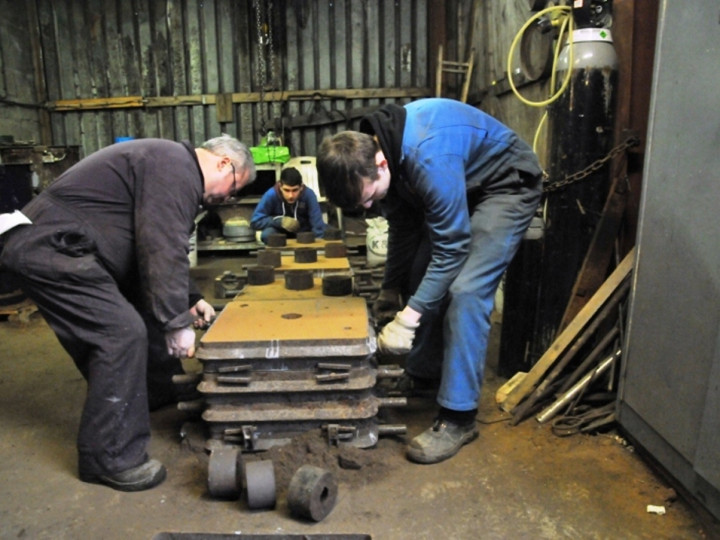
[254,0,267,132]
[543,135,641,193]
[268,0,279,124]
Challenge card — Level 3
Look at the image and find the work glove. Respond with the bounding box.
[190,298,215,329]
[165,326,196,358]
[372,288,402,326]
[378,311,419,355]
[281,216,301,233]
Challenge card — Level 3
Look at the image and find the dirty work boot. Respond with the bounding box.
[80,459,167,492]
[406,418,479,464]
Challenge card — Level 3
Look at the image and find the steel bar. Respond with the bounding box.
[536,348,621,424]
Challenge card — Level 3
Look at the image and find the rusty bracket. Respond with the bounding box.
[214,271,246,299]
[323,423,357,446]
[222,425,260,451]
[216,364,253,385]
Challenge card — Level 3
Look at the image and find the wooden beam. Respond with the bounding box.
[499,247,635,413]
[48,87,431,112]
[559,172,630,330]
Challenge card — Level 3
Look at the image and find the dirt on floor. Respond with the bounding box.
[2,307,719,539]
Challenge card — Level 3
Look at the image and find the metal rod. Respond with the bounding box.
[536,348,620,424]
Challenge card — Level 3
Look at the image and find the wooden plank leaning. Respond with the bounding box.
[498,246,636,414]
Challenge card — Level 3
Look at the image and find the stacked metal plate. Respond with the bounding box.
[196,295,405,451]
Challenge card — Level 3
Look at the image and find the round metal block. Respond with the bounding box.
[322,275,352,296]
[247,265,275,285]
[207,448,242,499]
[267,233,287,247]
[285,269,314,291]
[296,231,315,244]
[323,226,342,241]
[294,247,317,263]
[243,459,276,510]
[256,248,282,268]
[324,242,347,258]
[287,465,338,522]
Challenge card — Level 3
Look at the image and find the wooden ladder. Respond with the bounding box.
[435,44,475,103]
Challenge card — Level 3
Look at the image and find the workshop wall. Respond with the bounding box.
[0,0,550,162]
[0,2,45,144]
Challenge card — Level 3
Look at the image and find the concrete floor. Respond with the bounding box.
[0,251,717,539]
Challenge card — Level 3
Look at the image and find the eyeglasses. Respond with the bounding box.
[230,163,237,196]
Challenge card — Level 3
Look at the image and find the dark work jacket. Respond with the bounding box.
[18,139,204,331]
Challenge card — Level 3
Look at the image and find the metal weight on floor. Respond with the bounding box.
[243,459,276,510]
[207,447,242,499]
[287,465,338,522]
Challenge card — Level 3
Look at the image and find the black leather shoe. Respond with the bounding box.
[80,459,167,492]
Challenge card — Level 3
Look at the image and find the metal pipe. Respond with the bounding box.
[536,348,620,424]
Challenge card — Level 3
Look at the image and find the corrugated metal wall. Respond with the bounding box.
[0,0,554,161]
[36,0,431,157]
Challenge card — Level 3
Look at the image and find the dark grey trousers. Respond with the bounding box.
[1,224,181,477]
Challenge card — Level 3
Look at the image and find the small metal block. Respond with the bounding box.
[285,269,314,290]
[207,448,242,499]
[324,242,348,258]
[294,247,318,263]
[296,231,316,244]
[322,275,352,296]
[243,459,276,510]
[287,465,338,522]
[266,233,287,247]
[256,248,282,267]
[247,265,275,285]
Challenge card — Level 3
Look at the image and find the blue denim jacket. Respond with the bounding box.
[377,98,542,313]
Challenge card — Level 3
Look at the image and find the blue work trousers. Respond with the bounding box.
[404,172,542,411]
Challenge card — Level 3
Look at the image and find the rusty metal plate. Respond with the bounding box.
[202,394,394,422]
[198,297,374,359]
[198,369,376,394]
[154,534,370,540]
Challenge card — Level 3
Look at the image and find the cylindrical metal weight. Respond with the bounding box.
[285,269,314,290]
[207,448,242,499]
[247,265,275,285]
[257,248,282,268]
[296,231,315,244]
[287,465,338,522]
[267,233,287,247]
[322,275,352,296]
[324,242,347,258]
[243,459,276,510]
[294,247,317,263]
